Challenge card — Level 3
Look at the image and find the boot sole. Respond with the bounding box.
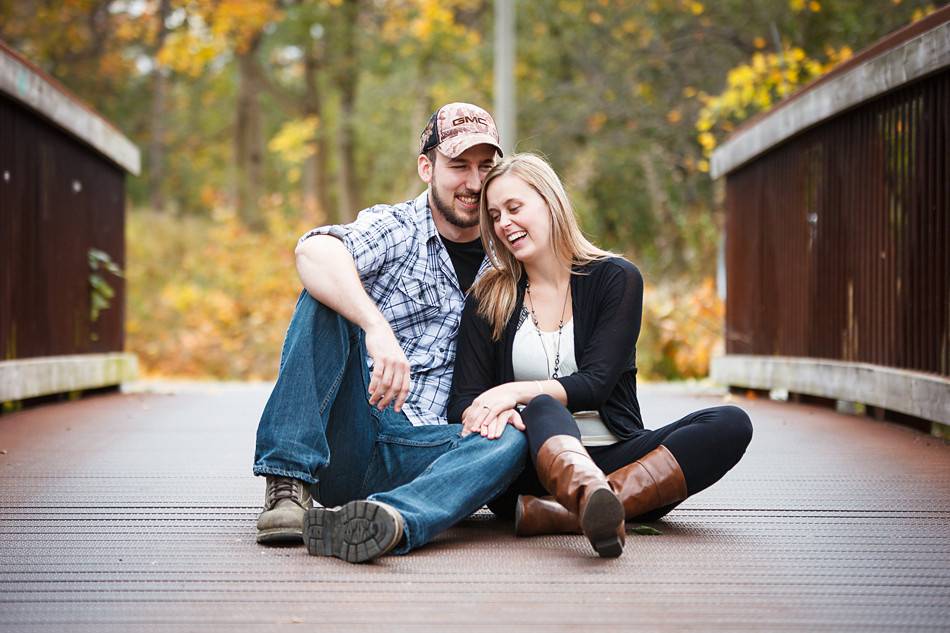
[580,488,625,558]
[304,501,402,563]
[256,527,303,544]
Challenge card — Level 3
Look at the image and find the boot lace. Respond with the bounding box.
[268,478,301,507]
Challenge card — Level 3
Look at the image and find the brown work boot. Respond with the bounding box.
[304,500,405,564]
[515,445,688,537]
[256,476,313,544]
[535,435,624,558]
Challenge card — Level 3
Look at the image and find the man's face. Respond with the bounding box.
[423,144,497,229]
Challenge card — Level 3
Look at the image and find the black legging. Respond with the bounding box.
[488,395,753,522]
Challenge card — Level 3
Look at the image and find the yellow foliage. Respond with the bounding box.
[753,36,767,49]
[268,117,319,166]
[560,0,584,16]
[407,0,475,47]
[207,0,281,54]
[127,207,725,382]
[638,27,655,47]
[635,82,655,102]
[809,1,822,12]
[911,2,940,19]
[158,29,223,77]
[789,0,806,11]
[126,208,307,380]
[587,111,608,133]
[690,2,705,16]
[638,278,723,380]
[727,64,754,88]
[666,109,682,124]
[693,44,850,157]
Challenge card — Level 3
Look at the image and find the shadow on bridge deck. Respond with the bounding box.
[1,383,948,632]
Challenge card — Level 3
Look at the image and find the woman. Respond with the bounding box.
[448,153,752,558]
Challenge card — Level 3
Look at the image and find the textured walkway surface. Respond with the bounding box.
[0,383,948,632]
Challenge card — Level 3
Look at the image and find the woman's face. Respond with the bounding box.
[485,173,552,263]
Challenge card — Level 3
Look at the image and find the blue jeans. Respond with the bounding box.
[254,291,527,554]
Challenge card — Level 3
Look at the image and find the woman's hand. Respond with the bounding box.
[486,408,524,439]
[461,384,527,438]
[462,408,524,440]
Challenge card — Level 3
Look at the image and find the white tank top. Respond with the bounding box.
[512,312,620,446]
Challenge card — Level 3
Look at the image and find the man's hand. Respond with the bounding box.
[364,321,411,412]
[296,236,410,412]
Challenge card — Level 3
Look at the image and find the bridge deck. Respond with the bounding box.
[1,383,948,632]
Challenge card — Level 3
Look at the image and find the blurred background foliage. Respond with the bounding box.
[1,0,940,380]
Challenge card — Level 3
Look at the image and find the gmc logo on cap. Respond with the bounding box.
[452,116,488,126]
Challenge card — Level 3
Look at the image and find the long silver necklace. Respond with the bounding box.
[525,278,570,378]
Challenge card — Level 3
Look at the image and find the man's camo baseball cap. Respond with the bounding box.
[419,102,503,159]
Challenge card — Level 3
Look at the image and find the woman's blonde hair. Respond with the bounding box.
[472,153,615,340]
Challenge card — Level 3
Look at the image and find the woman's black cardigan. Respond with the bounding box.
[447,257,645,440]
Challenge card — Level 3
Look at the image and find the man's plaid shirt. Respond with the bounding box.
[300,192,487,426]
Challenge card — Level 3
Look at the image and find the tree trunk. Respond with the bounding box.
[303,46,331,225]
[333,0,360,223]
[148,0,171,213]
[235,34,265,230]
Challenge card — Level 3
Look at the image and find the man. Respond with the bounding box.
[253,103,527,563]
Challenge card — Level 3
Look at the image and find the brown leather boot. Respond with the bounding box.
[609,445,687,517]
[515,445,688,536]
[534,435,624,558]
[514,495,580,536]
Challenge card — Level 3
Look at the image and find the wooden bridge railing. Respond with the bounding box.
[710,9,949,431]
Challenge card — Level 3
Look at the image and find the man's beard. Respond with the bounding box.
[431,172,479,229]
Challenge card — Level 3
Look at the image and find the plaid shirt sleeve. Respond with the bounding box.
[298,204,411,280]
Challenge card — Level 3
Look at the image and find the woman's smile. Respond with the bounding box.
[487,172,552,261]
[506,230,528,246]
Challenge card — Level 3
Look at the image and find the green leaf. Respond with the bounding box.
[91,294,109,310]
[89,275,115,299]
[630,525,663,535]
[104,261,124,277]
[88,248,107,268]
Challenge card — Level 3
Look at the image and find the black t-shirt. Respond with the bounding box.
[441,236,484,294]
